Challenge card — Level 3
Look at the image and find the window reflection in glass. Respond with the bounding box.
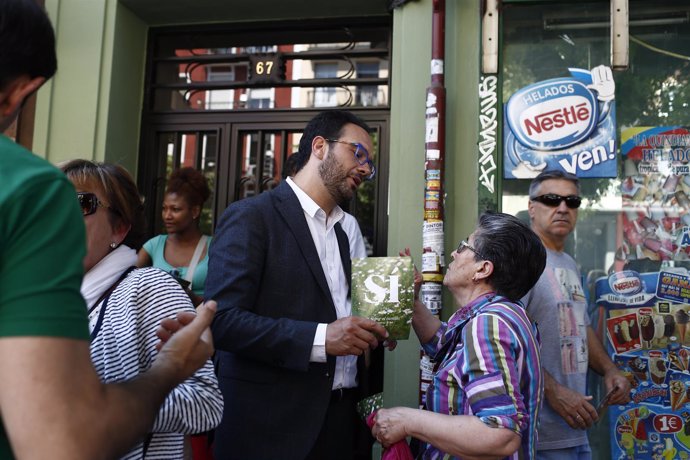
[151,32,390,111]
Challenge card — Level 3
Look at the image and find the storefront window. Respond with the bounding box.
[501,1,690,458]
[502,0,690,286]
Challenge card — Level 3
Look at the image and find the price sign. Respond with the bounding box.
[248,54,285,84]
[653,414,682,433]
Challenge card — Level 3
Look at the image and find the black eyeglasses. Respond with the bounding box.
[530,194,582,209]
[77,192,109,216]
[325,138,376,180]
[457,240,487,260]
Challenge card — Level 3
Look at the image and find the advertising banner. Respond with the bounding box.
[598,270,690,459]
[618,126,690,270]
[503,65,617,179]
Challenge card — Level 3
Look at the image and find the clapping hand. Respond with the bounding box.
[154,300,216,381]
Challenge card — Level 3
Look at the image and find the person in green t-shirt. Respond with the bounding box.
[0,1,217,459]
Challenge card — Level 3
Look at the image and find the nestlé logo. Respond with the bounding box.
[506,78,598,151]
[609,270,644,296]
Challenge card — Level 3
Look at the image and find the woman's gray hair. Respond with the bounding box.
[471,211,546,301]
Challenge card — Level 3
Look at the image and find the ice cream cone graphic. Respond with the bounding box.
[681,348,690,371]
[669,351,685,372]
[670,380,689,410]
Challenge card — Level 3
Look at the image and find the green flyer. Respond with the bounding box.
[351,257,414,340]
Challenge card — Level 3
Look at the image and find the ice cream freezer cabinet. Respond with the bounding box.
[597,270,690,459]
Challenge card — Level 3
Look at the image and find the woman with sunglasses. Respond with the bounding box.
[137,168,211,307]
[60,159,223,460]
[372,212,546,460]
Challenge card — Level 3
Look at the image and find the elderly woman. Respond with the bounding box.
[60,159,223,460]
[373,212,546,460]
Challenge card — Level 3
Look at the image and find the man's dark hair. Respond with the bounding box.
[292,110,371,173]
[0,0,57,91]
[528,170,581,198]
[472,211,547,301]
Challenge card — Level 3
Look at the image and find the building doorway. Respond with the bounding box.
[138,17,391,256]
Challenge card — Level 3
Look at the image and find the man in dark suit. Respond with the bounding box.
[206,110,388,460]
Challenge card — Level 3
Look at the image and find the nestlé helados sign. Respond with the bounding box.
[506,78,598,151]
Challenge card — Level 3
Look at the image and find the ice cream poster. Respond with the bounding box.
[503,65,617,179]
[621,126,690,178]
[596,271,690,459]
[618,127,690,268]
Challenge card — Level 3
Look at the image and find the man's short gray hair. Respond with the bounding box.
[528,170,581,198]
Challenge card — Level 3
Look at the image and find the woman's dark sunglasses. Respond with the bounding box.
[530,194,582,209]
[77,192,109,216]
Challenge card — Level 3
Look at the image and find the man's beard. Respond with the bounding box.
[319,152,355,206]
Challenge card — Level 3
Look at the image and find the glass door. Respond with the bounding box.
[139,125,222,237]
[139,113,388,256]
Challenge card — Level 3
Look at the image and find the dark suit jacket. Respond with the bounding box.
[206,181,353,460]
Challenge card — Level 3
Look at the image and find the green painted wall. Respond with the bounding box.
[385,0,431,411]
[103,3,147,174]
[37,0,108,162]
[35,0,146,174]
[384,0,480,411]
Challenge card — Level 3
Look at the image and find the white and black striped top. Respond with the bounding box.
[88,267,223,460]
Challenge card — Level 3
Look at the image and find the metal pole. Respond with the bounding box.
[419,0,446,407]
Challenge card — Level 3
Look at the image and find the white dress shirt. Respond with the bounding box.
[285,177,357,389]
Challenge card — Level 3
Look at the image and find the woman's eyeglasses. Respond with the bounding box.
[457,240,487,260]
[77,192,109,216]
[530,194,582,209]
[325,138,376,180]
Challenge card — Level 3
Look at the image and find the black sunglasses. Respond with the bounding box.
[77,192,109,216]
[530,194,582,209]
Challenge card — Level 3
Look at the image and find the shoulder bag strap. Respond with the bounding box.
[89,266,136,341]
[184,235,208,290]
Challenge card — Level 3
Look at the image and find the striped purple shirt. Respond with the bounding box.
[420,294,543,460]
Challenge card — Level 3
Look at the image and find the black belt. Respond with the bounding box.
[330,387,357,403]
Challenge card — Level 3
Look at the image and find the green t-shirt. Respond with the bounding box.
[0,135,90,458]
